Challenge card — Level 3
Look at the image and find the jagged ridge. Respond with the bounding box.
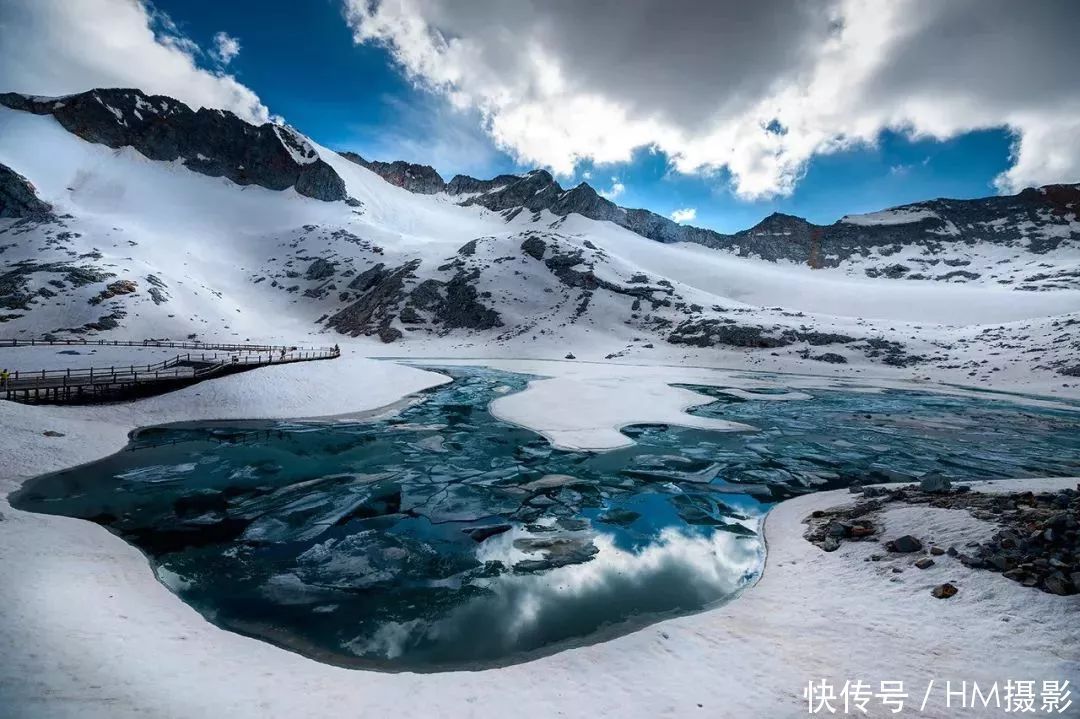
[0,89,348,202]
[350,155,1080,269]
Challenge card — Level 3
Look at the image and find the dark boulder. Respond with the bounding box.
[886,535,923,553]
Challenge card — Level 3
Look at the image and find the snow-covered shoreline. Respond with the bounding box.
[1,357,1076,718]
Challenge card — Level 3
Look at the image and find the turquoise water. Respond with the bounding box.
[11,367,1080,670]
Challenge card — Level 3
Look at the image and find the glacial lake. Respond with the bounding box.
[11,367,1080,670]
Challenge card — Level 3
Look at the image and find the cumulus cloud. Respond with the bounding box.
[598,177,625,200]
[343,0,1080,199]
[0,0,268,124]
[671,207,697,223]
[211,31,242,66]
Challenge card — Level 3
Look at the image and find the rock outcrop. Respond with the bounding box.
[0,162,52,219]
[339,153,445,194]
[0,89,347,202]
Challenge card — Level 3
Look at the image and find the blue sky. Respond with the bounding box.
[153,0,1019,233]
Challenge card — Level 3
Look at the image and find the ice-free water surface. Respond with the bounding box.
[11,367,1080,670]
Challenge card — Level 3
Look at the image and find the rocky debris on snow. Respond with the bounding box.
[144,274,169,305]
[1,261,113,311]
[41,430,65,437]
[804,503,880,552]
[0,89,347,202]
[304,258,336,281]
[89,279,137,305]
[326,257,502,342]
[914,557,935,569]
[826,481,1080,596]
[855,337,927,367]
[521,235,547,261]
[80,310,126,333]
[326,260,419,342]
[865,263,911,279]
[669,319,855,350]
[886,535,924,553]
[931,582,959,599]
[0,162,53,220]
[800,351,848,364]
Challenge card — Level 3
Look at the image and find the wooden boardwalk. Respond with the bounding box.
[0,339,340,404]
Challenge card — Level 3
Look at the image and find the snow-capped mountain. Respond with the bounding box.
[351,154,1080,291]
[1,88,1079,388]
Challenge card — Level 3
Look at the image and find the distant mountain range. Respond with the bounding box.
[341,150,1080,271]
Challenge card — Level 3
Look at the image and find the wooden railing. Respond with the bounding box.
[0,343,341,404]
[0,337,338,352]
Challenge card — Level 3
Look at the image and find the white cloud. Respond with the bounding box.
[0,0,269,124]
[211,31,242,66]
[343,0,1080,199]
[670,207,697,223]
[598,177,625,199]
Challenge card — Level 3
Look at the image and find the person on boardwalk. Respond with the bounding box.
[0,368,8,388]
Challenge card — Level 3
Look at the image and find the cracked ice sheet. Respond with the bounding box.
[417,359,1078,451]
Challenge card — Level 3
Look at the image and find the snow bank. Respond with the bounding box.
[0,351,1075,717]
[2,372,1073,719]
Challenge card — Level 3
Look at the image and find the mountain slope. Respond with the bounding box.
[351,154,1080,292]
[1,88,1079,391]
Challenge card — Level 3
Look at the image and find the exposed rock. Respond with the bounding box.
[931,582,958,599]
[919,473,952,494]
[886,535,923,553]
[339,153,446,194]
[305,258,336,281]
[0,162,53,219]
[914,557,935,569]
[670,320,855,350]
[327,260,419,340]
[521,236,547,261]
[808,352,848,364]
[89,279,137,305]
[438,271,502,331]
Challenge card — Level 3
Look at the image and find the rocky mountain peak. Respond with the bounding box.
[0,88,347,202]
